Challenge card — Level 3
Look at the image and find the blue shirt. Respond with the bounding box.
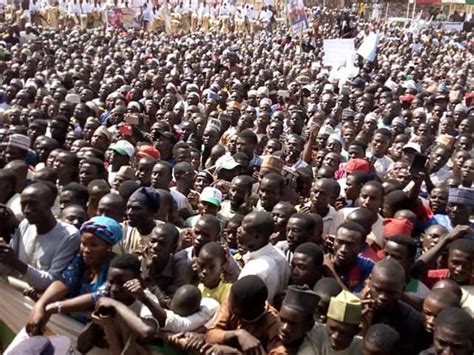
[61,253,112,301]
[339,255,374,293]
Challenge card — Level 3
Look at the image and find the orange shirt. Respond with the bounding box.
[205,297,283,353]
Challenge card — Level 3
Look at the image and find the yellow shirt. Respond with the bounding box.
[198,280,232,304]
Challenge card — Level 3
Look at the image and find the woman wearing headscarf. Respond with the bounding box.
[25,216,122,336]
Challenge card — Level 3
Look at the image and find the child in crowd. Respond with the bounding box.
[196,241,232,304]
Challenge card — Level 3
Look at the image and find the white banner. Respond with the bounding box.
[431,21,464,32]
[322,39,356,67]
[357,32,380,62]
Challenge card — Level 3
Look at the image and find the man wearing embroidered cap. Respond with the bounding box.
[447,187,474,230]
[4,133,31,163]
[272,290,363,354]
[272,285,320,353]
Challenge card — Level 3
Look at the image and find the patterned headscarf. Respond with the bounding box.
[80,216,122,245]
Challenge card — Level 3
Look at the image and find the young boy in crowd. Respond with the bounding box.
[196,241,232,304]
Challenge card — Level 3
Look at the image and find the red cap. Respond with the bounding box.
[399,94,415,103]
[136,145,160,160]
[383,218,414,238]
[345,158,370,174]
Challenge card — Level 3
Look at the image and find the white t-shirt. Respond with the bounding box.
[1,220,80,290]
[239,243,290,304]
[6,193,23,221]
[161,297,219,333]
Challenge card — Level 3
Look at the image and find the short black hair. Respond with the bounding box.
[198,214,221,236]
[363,180,384,197]
[364,324,400,353]
[425,288,460,308]
[110,253,141,278]
[315,177,341,197]
[337,221,368,243]
[347,171,369,185]
[295,242,324,266]
[375,127,392,140]
[200,241,227,264]
[238,128,258,145]
[289,213,317,233]
[449,238,474,257]
[262,172,285,191]
[436,307,474,338]
[62,182,89,206]
[386,235,417,259]
[231,275,268,311]
[313,277,342,298]
[82,157,107,176]
[173,162,194,177]
[156,222,180,249]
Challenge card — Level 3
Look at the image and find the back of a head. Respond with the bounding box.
[118,180,141,200]
[364,324,400,354]
[435,307,474,339]
[110,253,140,278]
[231,275,268,313]
[171,285,202,317]
[4,159,28,174]
[246,211,274,240]
[393,209,417,224]
[233,175,254,191]
[426,288,460,308]
[313,277,343,299]
[432,279,463,299]
[33,167,58,184]
[385,190,411,214]
[347,207,377,232]
[348,171,369,185]
[87,179,111,194]
[174,161,194,177]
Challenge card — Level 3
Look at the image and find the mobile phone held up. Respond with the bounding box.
[410,153,428,177]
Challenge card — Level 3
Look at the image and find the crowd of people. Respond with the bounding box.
[0,2,473,354]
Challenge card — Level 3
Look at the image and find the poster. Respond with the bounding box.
[107,7,141,29]
[287,0,308,35]
[322,39,355,67]
[357,32,380,61]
